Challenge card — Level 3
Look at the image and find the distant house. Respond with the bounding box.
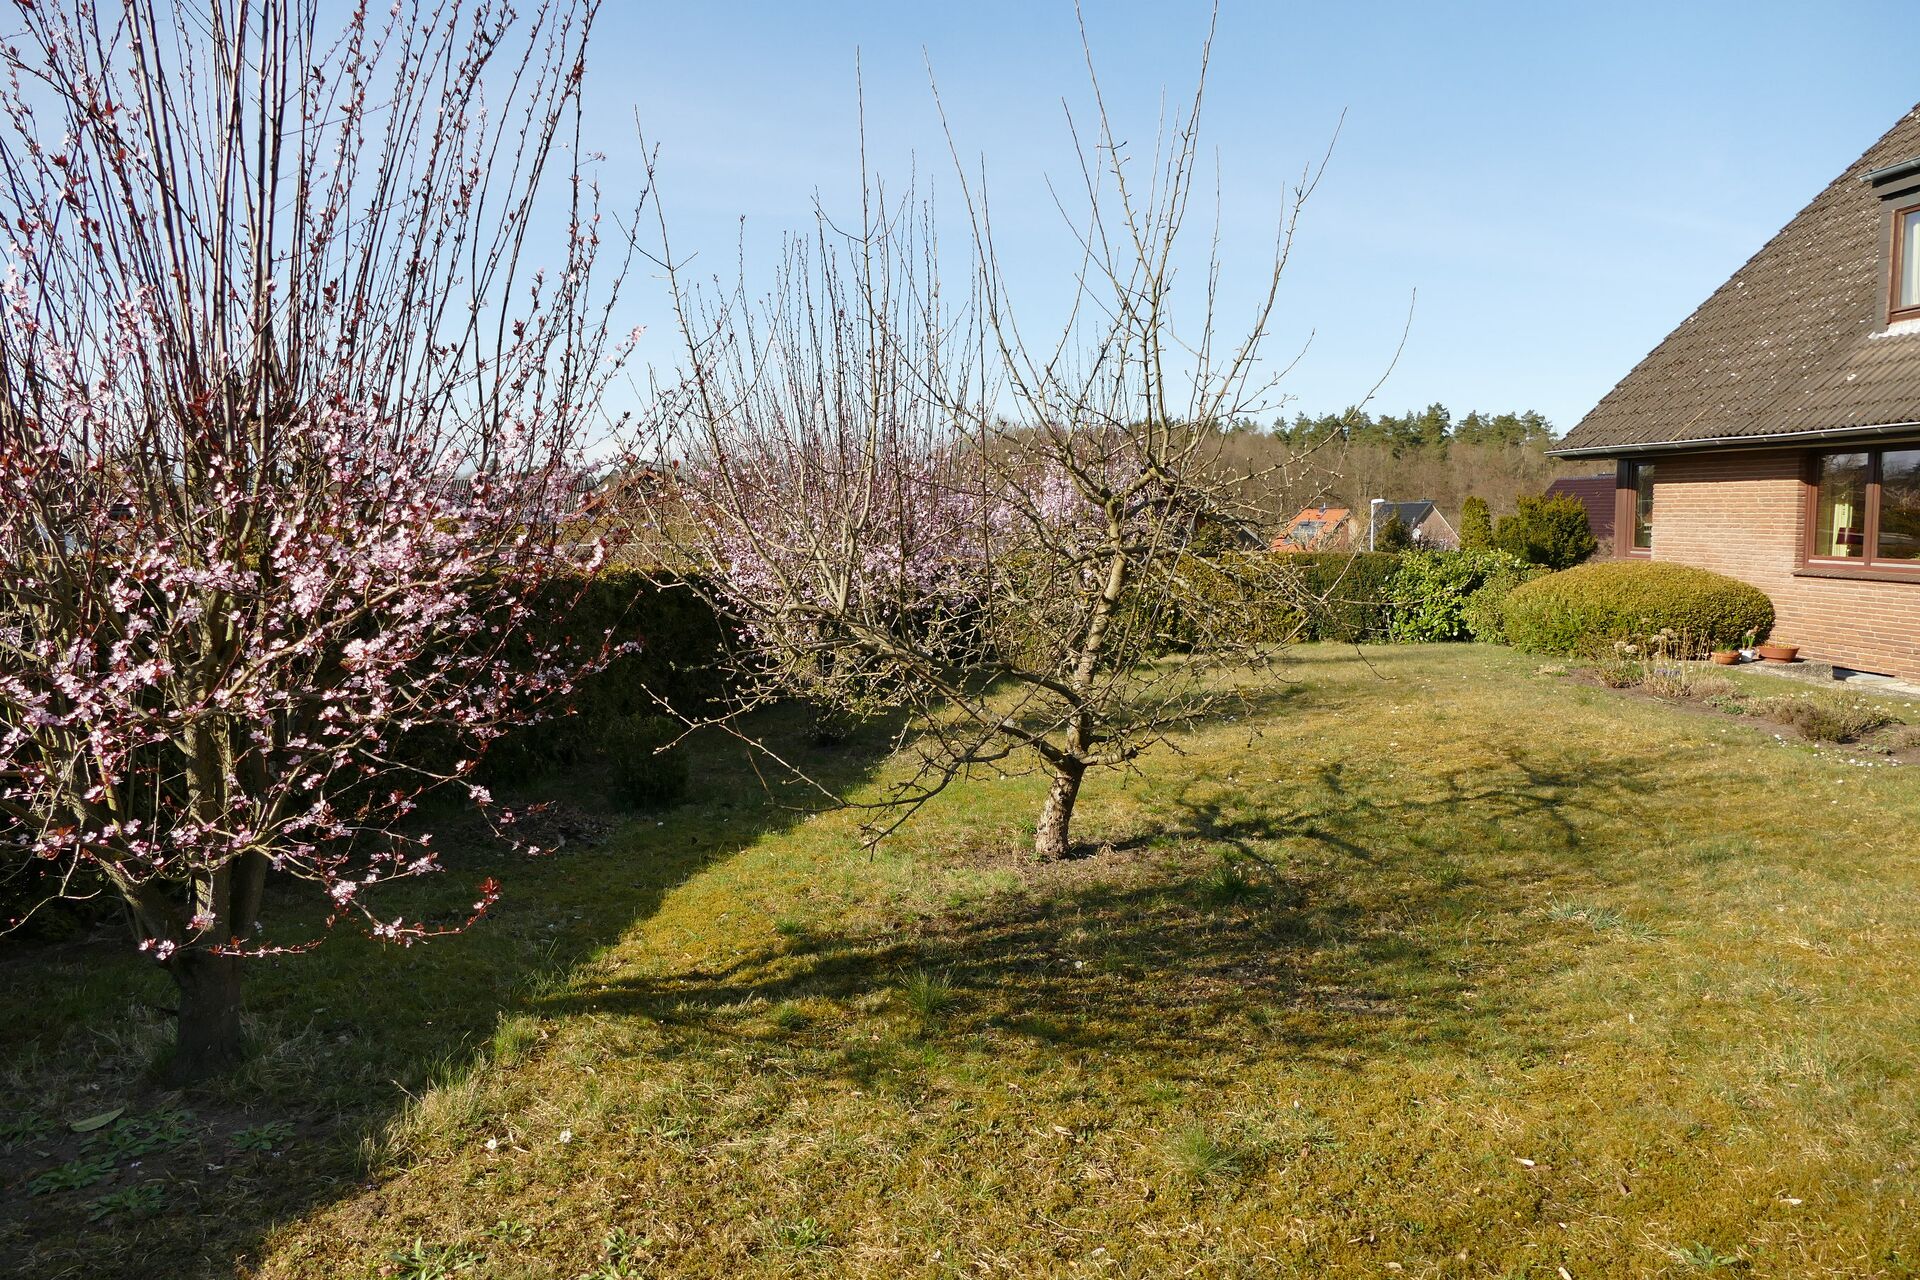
[1543,474,1618,548]
[1551,103,1920,681]
[1366,499,1458,550]
[1272,504,1355,552]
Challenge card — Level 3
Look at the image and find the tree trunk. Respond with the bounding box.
[1034,759,1085,861]
[166,950,246,1082]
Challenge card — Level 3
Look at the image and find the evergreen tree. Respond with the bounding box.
[1460,496,1493,549]
[1493,494,1598,569]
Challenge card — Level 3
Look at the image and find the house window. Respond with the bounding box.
[1807,447,1920,568]
[1893,206,1920,321]
[1628,466,1658,556]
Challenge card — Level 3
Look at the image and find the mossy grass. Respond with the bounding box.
[6,645,1920,1277]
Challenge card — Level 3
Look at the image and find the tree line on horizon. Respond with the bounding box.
[1213,403,1594,530]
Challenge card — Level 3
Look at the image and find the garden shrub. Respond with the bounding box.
[1493,493,1599,569]
[1374,513,1415,552]
[1754,695,1896,744]
[1461,559,1547,643]
[482,569,725,782]
[1499,561,1774,656]
[1459,496,1493,550]
[1154,551,1307,651]
[1285,551,1401,642]
[603,714,691,808]
[1387,549,1534,643]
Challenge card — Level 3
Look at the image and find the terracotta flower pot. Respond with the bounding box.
[1710,650,1739,665]
[1756,643,1799,663]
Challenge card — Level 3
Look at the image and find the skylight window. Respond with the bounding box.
[1896,206,1920,320]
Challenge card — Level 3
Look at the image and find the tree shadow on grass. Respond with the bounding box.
[0,701,904,1280]
[537,738,1683,1097]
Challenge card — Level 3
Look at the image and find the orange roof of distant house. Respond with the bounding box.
[1272,505,1353,551]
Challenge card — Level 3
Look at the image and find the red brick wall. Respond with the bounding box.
[1636,449,1920,680]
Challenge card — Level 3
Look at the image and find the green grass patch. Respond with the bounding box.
[5,645,1920,1277]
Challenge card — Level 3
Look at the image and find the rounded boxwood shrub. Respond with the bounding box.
[1499,560,1774,656]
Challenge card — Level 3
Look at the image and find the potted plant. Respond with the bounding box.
[1756,640,1800,662]
[1710,649,1740,665]
[1738,629,1759,662]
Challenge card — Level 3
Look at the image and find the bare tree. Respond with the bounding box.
[0,0,633,1077]
[623,17,1332,859]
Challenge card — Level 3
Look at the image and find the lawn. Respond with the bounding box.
[5,643,1920,1278]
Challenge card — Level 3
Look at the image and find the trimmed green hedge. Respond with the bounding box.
[482,569,725,782]
[1288,552,1401,642]
[1388,549,1534,643]
[1499,560,1774,656]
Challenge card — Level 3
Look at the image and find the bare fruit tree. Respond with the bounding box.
[0,0,633,1077]
[624,20,1330,859]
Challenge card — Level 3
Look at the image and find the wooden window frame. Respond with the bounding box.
[1799,447,1920,577]
[1891,202,1920,324]
[1614,459,1654,558]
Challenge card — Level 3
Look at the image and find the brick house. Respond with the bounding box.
[1552,104,1920,681]
[1272,504,1356,551]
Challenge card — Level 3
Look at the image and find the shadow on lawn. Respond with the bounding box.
[0,702,902,1280]
[539,739,1681,1091]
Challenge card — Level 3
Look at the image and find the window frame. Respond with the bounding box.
[1890,202,1920,324]
[1614,459,1654,558]
[1800,446,1920,576]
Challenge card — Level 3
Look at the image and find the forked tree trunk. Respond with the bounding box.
[166,950,246,1082]
[1034,758,1086,861]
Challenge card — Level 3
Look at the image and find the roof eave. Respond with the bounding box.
[1547,420,1920,459]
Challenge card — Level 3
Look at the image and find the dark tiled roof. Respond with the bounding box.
[1555,104,1920,455]
[1372,500,1436,527]
[1544,475,1617,539]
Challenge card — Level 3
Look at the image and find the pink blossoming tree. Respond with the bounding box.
[0,0,633,1077]
[626,23,1335,859]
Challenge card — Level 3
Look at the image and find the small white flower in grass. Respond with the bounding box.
[484,1137,498,1151]
[558,1129,572,1144]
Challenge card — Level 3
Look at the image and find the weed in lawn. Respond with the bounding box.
[86,1108,194,1159]
[1670,1240,1747,1272]
[85,1182,167,1222]
[0,1112,52,1145]
[1201,856,1262,907]
[771,1216,832,1251]
[897,968,959,1030]
[768,999,811,1032]
[384,1238,483,1280]
[25,1154,116,1195]
[380,1235,478,1274]
[490,1013,542,1066]
[232,1120,296,1152]
[1165,1124,1245,1185]
[485,1218,535,1247]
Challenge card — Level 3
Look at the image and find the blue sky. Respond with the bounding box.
[582,1,1917,435]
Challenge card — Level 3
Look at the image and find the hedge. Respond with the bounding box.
[1498,560,1774,656]
[482,569,725,781]
[1388,549,1534,643]
[1288,552,1401,642]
